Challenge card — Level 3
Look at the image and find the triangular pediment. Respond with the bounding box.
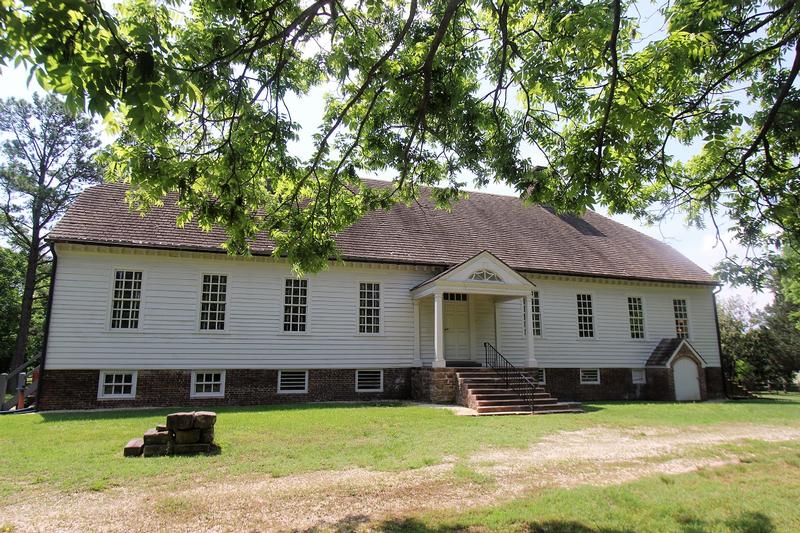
[411,250,535,297]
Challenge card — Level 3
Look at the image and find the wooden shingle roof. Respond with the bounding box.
[49,181,715,285]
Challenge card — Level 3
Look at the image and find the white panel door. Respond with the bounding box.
[444,300,470,359]
[673,357,701,401]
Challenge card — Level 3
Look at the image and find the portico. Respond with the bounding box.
[411,251,538,368]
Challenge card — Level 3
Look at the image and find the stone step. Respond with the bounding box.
[463,385,547,393]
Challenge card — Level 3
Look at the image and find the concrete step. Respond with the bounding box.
[477,403,584,416]
[475,397,558,406]
[476,405,532,414]
[470,389,552,400]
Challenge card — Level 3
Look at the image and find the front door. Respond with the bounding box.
[444,296,470,360]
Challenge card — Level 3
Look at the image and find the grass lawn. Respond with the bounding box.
[1,397,799,497]
[380,440,800,532]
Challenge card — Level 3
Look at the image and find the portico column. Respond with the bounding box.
[524,293,538,367]
[433,292,446,368]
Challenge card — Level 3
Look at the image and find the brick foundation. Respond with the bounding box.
[39,364,727,410]
[38,368,411,411]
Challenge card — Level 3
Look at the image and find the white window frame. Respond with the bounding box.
[109,269,144,330]
[627,295,646,340]
[468,269,503,282]
[579,368,601,385]
[278,370,309,394]
[282,278,309,334]
[355,369,384,392]
[190,370,226,398]
[523,290,543,337]
[443,292,468,301]
[631,368,647,385]
[673,298,690,339]
[357,281,382,335]
[198,272,228,332]
[97,370,138,399]
[576,293,595,339]
[535,368,546,385]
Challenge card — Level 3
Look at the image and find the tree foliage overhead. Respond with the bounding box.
[1,0,798,274]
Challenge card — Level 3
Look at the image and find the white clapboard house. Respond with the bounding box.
[38,181,724,413]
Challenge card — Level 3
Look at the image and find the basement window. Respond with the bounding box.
[534,368,546,385]
[631,369,647,385]
[579,368,600,385]
[98,371,137,399]
[356,370,384,392]
[278,370,308,394]
[191,370,225,398]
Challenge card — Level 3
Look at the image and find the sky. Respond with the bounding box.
[0,55,774,310]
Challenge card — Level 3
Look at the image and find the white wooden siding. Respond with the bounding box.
[48,245,721,370]
[493,277,721,368]
[46,246,433,370]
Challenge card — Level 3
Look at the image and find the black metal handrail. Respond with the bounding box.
[484,342,536,411]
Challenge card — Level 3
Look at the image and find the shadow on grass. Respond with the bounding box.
[36,401,410,423]
[303,511,775,533]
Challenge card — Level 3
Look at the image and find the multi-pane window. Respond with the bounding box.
[278,370,308,393]
[111,270,142,329]
[524,291,543,336]
[200,274,227,331]
[631,369,647,384]
[627,297,645,339]
[191,371,225,398]
[576,294,595,338]
[673,298,689,338]
[534,368,546,385]
[98,371,137,399]
[283,279,308,332]
[444,292,468,301]
[355,370,383,392]
[358,282,380,334]
[580,368,600,384]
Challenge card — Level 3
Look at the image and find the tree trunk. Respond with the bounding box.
[9,238,39,372]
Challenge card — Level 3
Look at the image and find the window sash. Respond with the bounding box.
[283,279,308,332]
[523,291,543,336]
[358,282,380,334]
[673,299,689,338]
[98,371,137,398]
[200,274,227,331]
[110,270,142,329]
[191,370,225,397]
[443,293,468,301]
[627,297,645,339]
[631,369,647,384]
[576,294,594,338]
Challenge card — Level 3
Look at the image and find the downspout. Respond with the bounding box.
[711,285,730,399]
[34,244,58,410]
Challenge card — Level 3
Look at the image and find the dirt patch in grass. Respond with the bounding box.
[3,423,799,532]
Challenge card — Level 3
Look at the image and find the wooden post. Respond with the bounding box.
[16,372,26,410]
[0,373,7,411]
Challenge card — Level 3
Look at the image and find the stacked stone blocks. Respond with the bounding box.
[124,411,218,457]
